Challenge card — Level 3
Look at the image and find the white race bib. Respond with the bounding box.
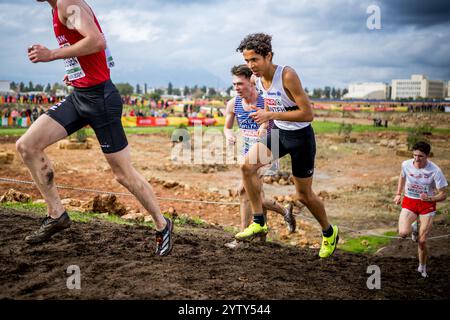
[61,43,86,81]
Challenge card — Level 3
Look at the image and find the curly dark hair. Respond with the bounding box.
[230,65,253,79]
[413,141,431,155]
[236,33,274,58]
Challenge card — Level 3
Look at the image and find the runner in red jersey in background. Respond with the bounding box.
[395,141,448,277]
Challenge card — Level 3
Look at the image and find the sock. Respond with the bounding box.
[322,225,334,237]
[253,214,265,227]
[418,264,426,274]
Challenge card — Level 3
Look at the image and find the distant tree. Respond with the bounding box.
[342,88,349,96]
[115,83,134,96]
[336,88,342,99]
[167,82,173,95]
[10,81,17,91]
[331,87,336,99]
[45,83,52,93]
[27,81,34,92]
[136,83,141,94]
[200,85,207,94]
[172,88,181,96]
[19,82,25,92]
[304,87,309,94]
[208,87,217,97]
[35,84,44,92]
[324,86,331,99]
[226,85,233,96]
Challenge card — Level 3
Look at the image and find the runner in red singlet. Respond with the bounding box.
[18,0,173,256]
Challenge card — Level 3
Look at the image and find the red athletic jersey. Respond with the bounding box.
[52,5,110,88]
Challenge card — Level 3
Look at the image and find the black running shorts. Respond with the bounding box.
[261,124,316,178]
[47,79,128,154]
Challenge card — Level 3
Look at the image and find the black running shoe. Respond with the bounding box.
[25,212,72,244]
[155,217,173,256]
[284,203,296,233]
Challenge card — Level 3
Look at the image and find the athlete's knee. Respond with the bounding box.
[296,189,315,205]
[240,163,258,177]
[398,231,409,239]
[112,169,129,187]
[418,237,427,249]
[16,137,39,160]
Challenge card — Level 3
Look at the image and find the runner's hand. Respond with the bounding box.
[257,126,267,137]
[249,106,272,125]
[28,44,54,63]
[394,195,402,205]
[63,74,73,87]
[420,193,431,202]
[225,133,236,145]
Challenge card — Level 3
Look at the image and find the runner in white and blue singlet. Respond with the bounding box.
[223,65,296,248]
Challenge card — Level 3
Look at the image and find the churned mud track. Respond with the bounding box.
[1,208,449,300]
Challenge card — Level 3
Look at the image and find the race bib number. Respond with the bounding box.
[103,33,115,68]
[61,43,85,81]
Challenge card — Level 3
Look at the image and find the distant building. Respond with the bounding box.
[391,74,445,100]
[343,82,390,100]
[447,81,450,98]
[0,80,11,94]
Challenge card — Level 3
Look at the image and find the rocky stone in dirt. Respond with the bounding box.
[58,138,93,150]
[0,189,32,203]
[329,145,338,151]
[166,206,178,219]
[163,181,179,189]
[122,212,146,222]
[61,198,82,207]
[81,194,127,216]
[0,151,14,164]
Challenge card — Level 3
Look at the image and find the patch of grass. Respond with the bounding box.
[339,231,397,255]
[174,214,205,226]
[223,226,239,235]
[1,201,47,214]
[0,126,211,137]
[311,121,450,135]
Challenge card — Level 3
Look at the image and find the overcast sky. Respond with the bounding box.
[0,0,449,89]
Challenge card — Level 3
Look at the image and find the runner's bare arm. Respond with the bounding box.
[424,186,447,202]
[28,0,106,63]
[394,173,406,204]
[249,67,313,125]
[272,67,313,122]
[224,98,236,144]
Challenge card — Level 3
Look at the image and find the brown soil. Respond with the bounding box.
[1,207,449,300]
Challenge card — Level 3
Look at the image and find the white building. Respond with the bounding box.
[0,80,11,94]
[446,81,450,98]
[391,74,445,100]
[343,82,390,100]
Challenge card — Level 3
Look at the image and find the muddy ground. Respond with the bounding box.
[1,207,449,300]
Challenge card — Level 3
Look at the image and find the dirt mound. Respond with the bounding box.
[374,217,450,259]
[1,208,449,300]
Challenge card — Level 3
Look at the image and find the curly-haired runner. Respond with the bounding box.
[235,33,339,258]
[223,65,296,248]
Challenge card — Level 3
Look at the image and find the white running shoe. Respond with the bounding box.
[418,265,428,278]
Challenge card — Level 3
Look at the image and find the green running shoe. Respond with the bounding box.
[319,225,339,258]
[235,222,268,241]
